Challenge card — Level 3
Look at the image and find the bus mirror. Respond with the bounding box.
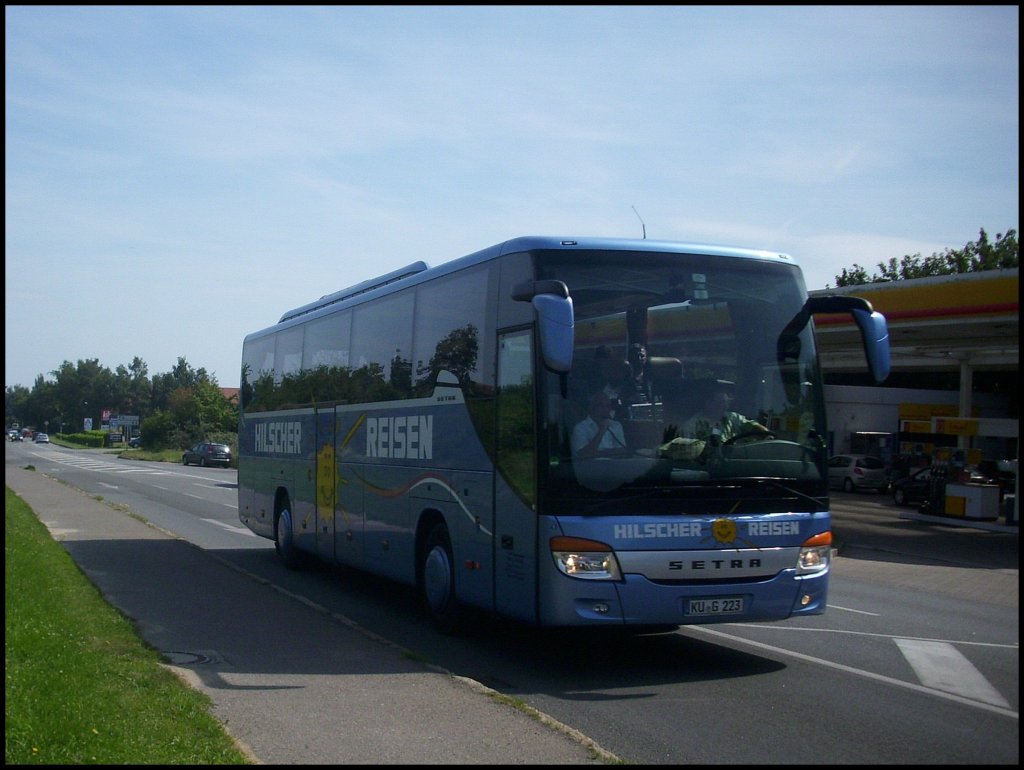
[851,307,891,383]
[532,293,574,373]
[513,280,574,372]
[800,295,891,384]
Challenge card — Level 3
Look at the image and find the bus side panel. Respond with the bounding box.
[446,469,494,611]
[333,461,365,569]
[289,413,317,557]
[237,416,265,536]
[238,454,275,540]
[492,474,539,623]
[333,408,369,571]
[315,407,337,562]
[360,461,418,582]
[238,410,307,545]
[336,399,494,592]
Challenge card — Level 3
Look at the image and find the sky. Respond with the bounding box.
[5,5,1019,391]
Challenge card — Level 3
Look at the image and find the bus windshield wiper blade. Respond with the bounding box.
[730,477,827,508]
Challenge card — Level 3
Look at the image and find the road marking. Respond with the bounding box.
[688,626,1017,719]
[201,518,258,536]
[40,455,187,478]
[733,624,1015,649]
[827,603,880,616]
[895,638,1011,708]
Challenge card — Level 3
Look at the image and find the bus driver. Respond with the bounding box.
[571,391,628,459]
[681,380,769,443]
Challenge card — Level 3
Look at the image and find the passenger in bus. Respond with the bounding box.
[659,381,695,444]
[621,342,654,406]
[571,390,629,459]
[680,380,769,443]
[588,345,629,406]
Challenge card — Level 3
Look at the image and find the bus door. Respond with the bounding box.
[493,328,540,622]
[314,405,336,561]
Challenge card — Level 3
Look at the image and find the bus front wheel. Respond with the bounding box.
[421,522,464,635]
[275,504,303,570]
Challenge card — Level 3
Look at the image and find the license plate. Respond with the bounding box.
[687,597,744,616]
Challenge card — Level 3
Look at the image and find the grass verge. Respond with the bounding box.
[4,486,252,764]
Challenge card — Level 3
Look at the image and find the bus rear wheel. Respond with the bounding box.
[421,521,464,635]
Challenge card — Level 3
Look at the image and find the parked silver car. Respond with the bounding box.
[828,454,888,493]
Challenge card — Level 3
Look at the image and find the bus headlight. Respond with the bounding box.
[550,536,623,581]
[797,531,832,574]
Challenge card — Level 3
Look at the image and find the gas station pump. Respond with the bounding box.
[921,464,948,515]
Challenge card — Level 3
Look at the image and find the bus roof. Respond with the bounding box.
[253,236,798,340]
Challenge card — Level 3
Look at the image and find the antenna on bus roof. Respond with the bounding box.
[631,205,646,239]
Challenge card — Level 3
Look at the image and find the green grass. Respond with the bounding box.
[4,486,252,765]
[117,447,186,463]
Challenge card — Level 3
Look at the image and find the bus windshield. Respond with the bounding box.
[537,249,828,514]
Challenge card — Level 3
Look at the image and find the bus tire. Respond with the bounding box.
[275,504,303,570]
[421,521,463,635]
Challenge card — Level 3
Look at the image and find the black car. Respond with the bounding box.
[890,466,938,506]
[977,460,1017,499]
[891,465,994,507]
[182,442,232,468]
[128,436,142,448]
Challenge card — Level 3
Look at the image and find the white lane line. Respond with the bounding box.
[201,518,258,536]
[828,604,880,616]
[46,457,170,475]
[732,624,1016,649]
[895,638,1011,708]
[688,626,1017,719]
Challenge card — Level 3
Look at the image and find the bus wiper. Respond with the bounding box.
[732,477,827,508]
[585,484,710,510]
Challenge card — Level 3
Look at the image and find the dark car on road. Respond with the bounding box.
[890,466,938,506]
[890,465,996,506]
[182,441,232,468]
[977,459,1017,499]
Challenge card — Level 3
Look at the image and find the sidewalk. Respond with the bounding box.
[6,465,615,765]
[896,509,1018,533]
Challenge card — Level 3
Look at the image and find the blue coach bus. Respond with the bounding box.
[238,236,889,633]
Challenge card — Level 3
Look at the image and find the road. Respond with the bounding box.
[7,440,1019,764]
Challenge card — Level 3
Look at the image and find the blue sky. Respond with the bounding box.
[5,6,1019,390]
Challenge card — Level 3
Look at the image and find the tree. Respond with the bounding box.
[4,354,236,449]
[114,357,152,418]
[834,228,1018,287]
[5,384,30,429]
